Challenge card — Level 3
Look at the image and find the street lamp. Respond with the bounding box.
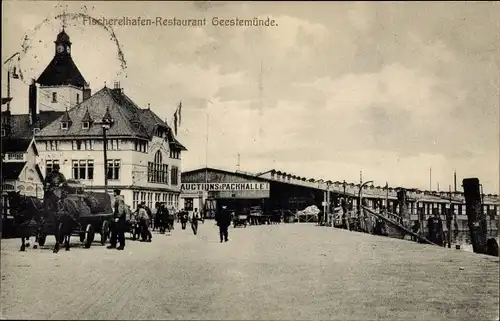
[101,107,114,195]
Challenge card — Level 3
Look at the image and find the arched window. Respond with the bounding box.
[148,150,169,184]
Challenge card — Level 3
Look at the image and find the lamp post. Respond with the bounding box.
[101,107,114,195]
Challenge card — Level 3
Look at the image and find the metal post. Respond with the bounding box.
[7,70,11,111]
[358,180,373,230]
[103,126,109,195]
[385,182,389,216]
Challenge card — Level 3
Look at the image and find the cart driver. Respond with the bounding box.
[44,164,67,192]
[43,164,68,212]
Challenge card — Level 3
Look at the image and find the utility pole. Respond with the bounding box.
[385,182,389,216]
[454,170,457,192]
[3,52,20,112]
[236,153,240,171]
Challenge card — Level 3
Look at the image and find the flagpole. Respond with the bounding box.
[429,167,432,191]
[206,100,212,192]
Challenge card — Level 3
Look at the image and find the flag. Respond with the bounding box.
[173,110,178,136]
[178,101,182,126]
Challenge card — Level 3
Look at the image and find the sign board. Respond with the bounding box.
[181,182,270,193]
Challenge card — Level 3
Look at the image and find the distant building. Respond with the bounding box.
[1,137,45,218]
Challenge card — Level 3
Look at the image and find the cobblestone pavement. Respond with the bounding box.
[1,222,499,320]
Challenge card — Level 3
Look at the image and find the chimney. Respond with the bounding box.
[83,82,91,101]
[112,81,123,95]
[29,79,37,126]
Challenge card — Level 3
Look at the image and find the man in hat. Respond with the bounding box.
[43,164,68,212]
[215,205,231,243]
[108,189,126,250]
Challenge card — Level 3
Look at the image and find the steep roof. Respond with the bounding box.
[1,111,63,139]
[37,54,87,88]
[1,162,27,180]
[36,87,187,150]
[1,138,32,153]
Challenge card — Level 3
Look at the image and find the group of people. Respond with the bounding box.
[107,189,154,250]
[43,163,236,248]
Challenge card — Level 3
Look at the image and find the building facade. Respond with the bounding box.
[9,29,186,211]
[1,137,45,218]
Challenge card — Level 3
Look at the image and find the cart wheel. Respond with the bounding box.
[101,221,110,245]
[84,224,94,249]
[38,234,46,246]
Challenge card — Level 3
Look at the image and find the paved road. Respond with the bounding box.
[1,221,499,320]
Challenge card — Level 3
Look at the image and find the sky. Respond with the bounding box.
[2,1,499,193]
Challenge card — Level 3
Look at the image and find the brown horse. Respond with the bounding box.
[6,191,44,251]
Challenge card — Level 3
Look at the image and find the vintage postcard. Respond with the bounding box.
[1,2,499,320]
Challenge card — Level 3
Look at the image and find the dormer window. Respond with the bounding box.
[52,92,57,103]
[82,122,90,129]
[61,122,69,130]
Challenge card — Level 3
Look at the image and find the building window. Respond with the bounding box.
[72,140,93,150]
[175,194,179,208]
[168,193,173,207]
[184,198,193,211]
[1,129,5,137]
[82,122,89,129]
[7,153,24,161]
[133,191,139,210]
[162,193,167,202]
[154,193,161,207]
[148,150,168,184]
[169,149,180,159]
[77,93,80,104]
[109,139,120,150]
[171,166,179,185]
[140,192,146,204]
[107,159,121,180]
[72,160,94,180]
[52,92,57,103]
[147,192,153,209]
[61,122,68,130]
[134,140,148,153]
[45,159,60,176]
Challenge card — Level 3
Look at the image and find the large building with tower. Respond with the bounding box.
[1,29,186,211]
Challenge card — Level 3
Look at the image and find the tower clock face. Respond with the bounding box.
[57,45,64,53]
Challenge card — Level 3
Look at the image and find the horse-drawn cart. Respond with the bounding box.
[37,212,113,249]
[37,181,114,251]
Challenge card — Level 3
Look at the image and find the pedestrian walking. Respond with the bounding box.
[191,208,200,235]
[108,189,126,250]
[137,203,152,242]
[215,205,231,243]
[180,210,188,230]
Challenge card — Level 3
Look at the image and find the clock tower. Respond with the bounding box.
[54,28,72,55]
[36,29,90,113]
